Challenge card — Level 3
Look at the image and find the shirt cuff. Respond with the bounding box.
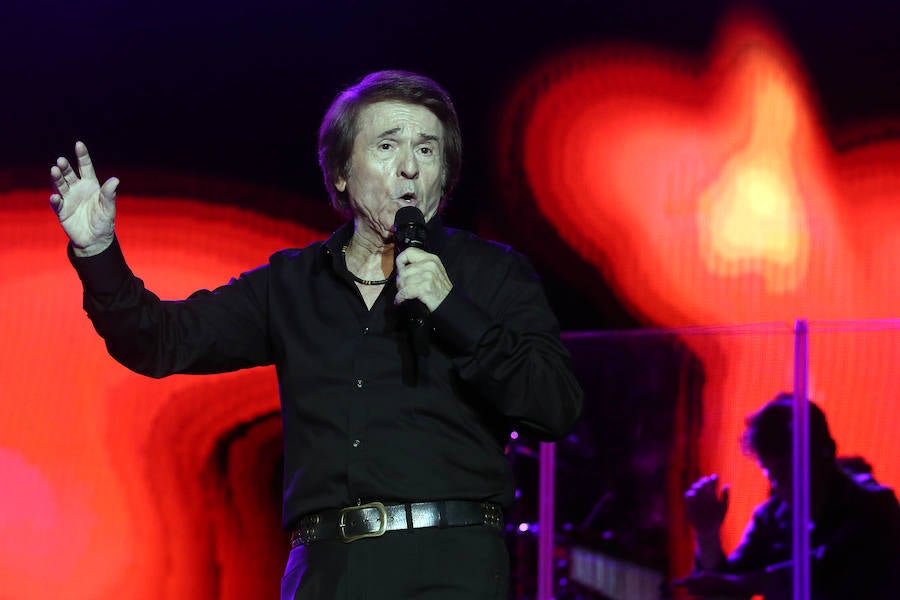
[430,287,492,355]
[67,237,132,298]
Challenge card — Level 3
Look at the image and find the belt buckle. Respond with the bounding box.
[338,501,388,543]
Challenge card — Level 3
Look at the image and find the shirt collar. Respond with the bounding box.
[424,214,449,254]
[315,214,449,272]
[315,221,353,273]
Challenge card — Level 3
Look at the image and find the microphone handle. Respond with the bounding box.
[395,227,430,357]
[406,300,430,357]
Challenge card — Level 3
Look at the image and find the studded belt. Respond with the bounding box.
[290,500,504,546]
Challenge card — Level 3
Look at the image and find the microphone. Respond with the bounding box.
[393,206,430,356]
[394,205,428,252]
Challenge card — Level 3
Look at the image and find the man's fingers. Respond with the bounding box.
[49,193,63,214]
[396,246,431,265]
[99,177,120,209]
[58,157,79,187]
[50,164,69,193]
[75,141,96,181]
[700,474,719,494]
[688,474,716,492]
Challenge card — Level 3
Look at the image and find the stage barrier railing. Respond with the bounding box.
[519,319,900,600]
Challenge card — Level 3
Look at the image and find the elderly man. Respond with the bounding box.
[49,70,583,599]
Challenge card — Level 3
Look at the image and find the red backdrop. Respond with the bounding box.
[0,192,324,598]
[1,9,898,598]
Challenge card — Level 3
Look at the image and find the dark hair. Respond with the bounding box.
[741,392,837,460]
[317,70,462,215]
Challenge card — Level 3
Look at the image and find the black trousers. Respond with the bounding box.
[280,525,509,600]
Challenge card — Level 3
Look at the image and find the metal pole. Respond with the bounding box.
[538,441,556,600]
[792,319,810,600]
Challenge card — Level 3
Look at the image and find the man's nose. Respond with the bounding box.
[398,147,419,179]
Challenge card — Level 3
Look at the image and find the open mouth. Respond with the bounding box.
[398,193,417,203]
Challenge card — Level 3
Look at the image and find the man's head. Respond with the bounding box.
[318,70,462,221]
[741,392,837,502]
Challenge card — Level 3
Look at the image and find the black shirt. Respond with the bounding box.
[70,217,583,527]
[718,468,900,599]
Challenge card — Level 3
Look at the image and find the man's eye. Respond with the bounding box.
[419,146,433,155]
[379,143,393,151]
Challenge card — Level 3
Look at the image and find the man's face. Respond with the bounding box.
[335,101,445,239]
[759,454,793,504]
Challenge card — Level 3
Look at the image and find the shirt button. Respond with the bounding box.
[352,439,361,448]
[355,378,364,388]
[362,326,369,335]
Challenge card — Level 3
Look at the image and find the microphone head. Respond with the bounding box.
[394,205,426,228]
[394,206,427,251]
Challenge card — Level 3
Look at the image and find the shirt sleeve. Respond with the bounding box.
[720,502,786,574]
[683,503,790,598]
[68,237,273,377]
[430,247,583,441]
[719,487,900,597]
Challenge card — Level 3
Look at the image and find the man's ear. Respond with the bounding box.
[334,177,347,193]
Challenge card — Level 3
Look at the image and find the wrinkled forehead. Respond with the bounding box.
[354,101,444,142]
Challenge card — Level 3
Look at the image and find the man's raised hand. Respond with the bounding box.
[49,141,118,257]
[684,473,730,534]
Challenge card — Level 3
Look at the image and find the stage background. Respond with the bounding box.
[1,1,898,598]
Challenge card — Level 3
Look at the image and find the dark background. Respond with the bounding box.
[4,0,898,330]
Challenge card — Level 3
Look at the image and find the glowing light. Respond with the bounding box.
[700,162,807,288]
[695,62,810,293]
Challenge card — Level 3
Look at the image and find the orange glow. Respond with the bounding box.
[0,190,325,598]
[499,8,900,583]
[695,60,812,294]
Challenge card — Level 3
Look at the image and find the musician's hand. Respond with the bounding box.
[684,474,730,535]
[49,141,118,257]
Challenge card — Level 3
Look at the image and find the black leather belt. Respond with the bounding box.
[290,500,504,547]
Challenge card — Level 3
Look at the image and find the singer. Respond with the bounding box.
[49,70,583,599]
